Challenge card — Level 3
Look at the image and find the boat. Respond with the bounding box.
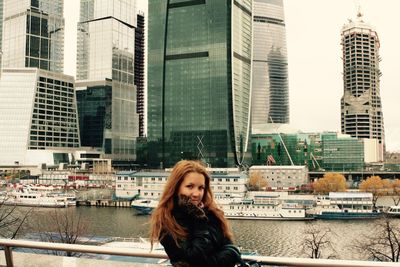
[220,192,314,220]
[131,192,314,220]
[131,199,158,215]
[307,192,382,220]
[385,206,400,218]
[0,190,70,208]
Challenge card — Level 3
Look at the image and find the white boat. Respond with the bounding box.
[385,206,400,218]
[131,199,158,215]
[307,192,382,220]
[220,193,313,221]
[0,190,70,208]
[131,192,314,220]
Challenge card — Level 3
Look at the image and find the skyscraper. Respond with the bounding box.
[76,0,140,160]
[252,0,289,126]
[2,0,64,72]
[147,0,252,168]
[135,13,145,138]
[340,11,385,157]
[0,0,80,165]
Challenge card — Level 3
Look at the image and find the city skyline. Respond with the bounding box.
[65,0,400,153]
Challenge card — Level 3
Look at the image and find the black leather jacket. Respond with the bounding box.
[160,205,241,267]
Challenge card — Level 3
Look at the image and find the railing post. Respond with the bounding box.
[4,246,14,267]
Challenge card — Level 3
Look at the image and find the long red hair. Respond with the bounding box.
[150,160,233,248]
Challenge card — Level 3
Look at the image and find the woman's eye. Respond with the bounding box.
[186,185,193,189]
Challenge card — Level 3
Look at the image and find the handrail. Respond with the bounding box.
[0,238,398,267]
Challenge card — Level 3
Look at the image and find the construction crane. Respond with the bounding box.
[269,116,294,166]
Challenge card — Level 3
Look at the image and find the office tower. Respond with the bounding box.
[76,0,140,160]
[0,1,80,165]
[340,11,385,158]
[135,13,145,138]
[2,0,64,72]
[0,69,80,165]
[148,0,252,168]
[252,0,289,126]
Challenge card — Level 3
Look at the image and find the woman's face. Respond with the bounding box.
[178,172,206,206]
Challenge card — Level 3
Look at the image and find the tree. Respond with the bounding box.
[392,179,400,206]
[301,225,336,259]
[247,171,268,191]
[312,173,347,194]
[0,198,32,239]
[354,217,400,262]
[359,176,386,208]
[34,208,90,257]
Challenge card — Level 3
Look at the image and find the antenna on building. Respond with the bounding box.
[354,0,363,21]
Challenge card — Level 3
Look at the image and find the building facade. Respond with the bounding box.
[0,68,80,165]
[252,0,289,126]
[251,126,382,171]
[340,12,385,159]
[249,165,308,190]
[76,0,140,160]
[2,0,64,72]
[115,169,247,199]
[147,0,252,168]
[135,13,145,138]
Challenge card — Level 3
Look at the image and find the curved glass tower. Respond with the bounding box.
[252,0,289,126]
[148,0,252,168]
[340,12,385,157]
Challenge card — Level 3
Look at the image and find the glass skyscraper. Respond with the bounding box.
[2,0,64,72]
[76,0,140,160]
[252,0,289,126]
[147,0,252,168]
[340,12,385,158]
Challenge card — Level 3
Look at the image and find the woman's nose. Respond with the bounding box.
[191,189,201,196]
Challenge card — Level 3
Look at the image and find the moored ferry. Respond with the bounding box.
[307,192,382,220]
[220,192,314,220]
[0,190,70,208]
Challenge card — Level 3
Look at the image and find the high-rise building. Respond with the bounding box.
[135,13,145,138]
[147,0,252,168]
[340,11,385,159]
[76,0,140,160]
[2,0,64,72]
[0,68,80,165]
[0,1,80,165]
[252,0,289,126]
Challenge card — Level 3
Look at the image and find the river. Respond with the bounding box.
[18,196,399,261]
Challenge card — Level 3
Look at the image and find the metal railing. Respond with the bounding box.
[0,238,398,267]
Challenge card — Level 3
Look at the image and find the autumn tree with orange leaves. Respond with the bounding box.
[359,176,392,208]
[312,173,347,194]
[247,171,268,191]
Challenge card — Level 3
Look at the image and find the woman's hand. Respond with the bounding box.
[178,194,207,221]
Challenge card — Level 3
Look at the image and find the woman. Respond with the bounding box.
[150,160,243,267]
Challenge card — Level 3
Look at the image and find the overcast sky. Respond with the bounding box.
[64,0,400,152]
